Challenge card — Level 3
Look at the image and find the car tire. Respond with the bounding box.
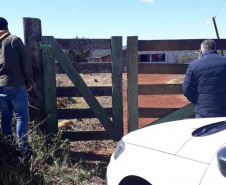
[119,176,151,185]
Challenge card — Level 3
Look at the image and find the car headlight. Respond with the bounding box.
[114,139,125,160]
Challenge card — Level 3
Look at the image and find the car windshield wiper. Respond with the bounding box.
[192,120,226,137]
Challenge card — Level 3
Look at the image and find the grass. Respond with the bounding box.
[0,119,71,185]
[0,116,112,185]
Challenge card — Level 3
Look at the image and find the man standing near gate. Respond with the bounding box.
[0,17,33,155]
[182,39,226,118]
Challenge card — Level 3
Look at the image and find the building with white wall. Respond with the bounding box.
[138,51,174,63]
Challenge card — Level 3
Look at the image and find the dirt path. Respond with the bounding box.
[57,73,189,132]
[122,74,189,132]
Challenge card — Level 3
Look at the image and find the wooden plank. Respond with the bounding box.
[41,36,58,135]
[147,103,195,126]
[138,39,226,51]
[127,36,139,132]
[139,108,180,118]
[138,84,183,95]
[138,63,188,74]
[53,37,115,138]
[58,106,189,120]
[55,38,111,50]
[57,108,113,119]
[111,37,123,140]
[23,18,46,121]
[55,62,112,74]
[61,131,111,141]
[56,86,112,97]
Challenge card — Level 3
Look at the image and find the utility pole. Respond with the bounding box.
[212,17,224,56]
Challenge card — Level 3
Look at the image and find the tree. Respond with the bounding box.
[177,52,197,64]
[65,49,90,63]
[64,36,90,63]
[217,50,225,56]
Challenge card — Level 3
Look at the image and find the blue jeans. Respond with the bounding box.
[196,113,203,118]
[0,86,29,147]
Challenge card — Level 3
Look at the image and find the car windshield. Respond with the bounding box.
[192,120,226,137]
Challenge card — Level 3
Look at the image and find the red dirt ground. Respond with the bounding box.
[57,73,190,134]
[122,74,190,133]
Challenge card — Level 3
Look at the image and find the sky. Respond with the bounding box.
[2,0,226,45]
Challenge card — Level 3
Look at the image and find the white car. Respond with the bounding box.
[106,117,226,185]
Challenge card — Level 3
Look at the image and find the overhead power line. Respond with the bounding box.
[215,0,226,17]
[167,0,225,39]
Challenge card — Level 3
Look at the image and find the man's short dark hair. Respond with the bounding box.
[0,17,8,30]
[201,40,216,52]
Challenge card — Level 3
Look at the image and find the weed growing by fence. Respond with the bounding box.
[0,119,105,185]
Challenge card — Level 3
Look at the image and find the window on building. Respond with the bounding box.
[139,54,150,62]
[151,54,166,62]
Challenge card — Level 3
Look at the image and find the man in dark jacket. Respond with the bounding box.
[0,17,33,152]
[182,39,226,118]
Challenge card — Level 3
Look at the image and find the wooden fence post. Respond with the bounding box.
[23,17,46,121]
[127,36,139,132]
[41,36,58,135]
[111,36,123,140]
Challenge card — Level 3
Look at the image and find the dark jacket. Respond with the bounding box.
[182,50,226,117]
[0,34,33,87]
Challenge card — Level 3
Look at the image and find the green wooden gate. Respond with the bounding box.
[40,36,123,141]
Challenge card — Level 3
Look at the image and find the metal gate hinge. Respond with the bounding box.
[39,42,52,49]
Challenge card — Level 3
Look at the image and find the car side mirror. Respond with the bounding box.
[217,146,226,177]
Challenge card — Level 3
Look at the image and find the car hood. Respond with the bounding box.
[123,117,226,164]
